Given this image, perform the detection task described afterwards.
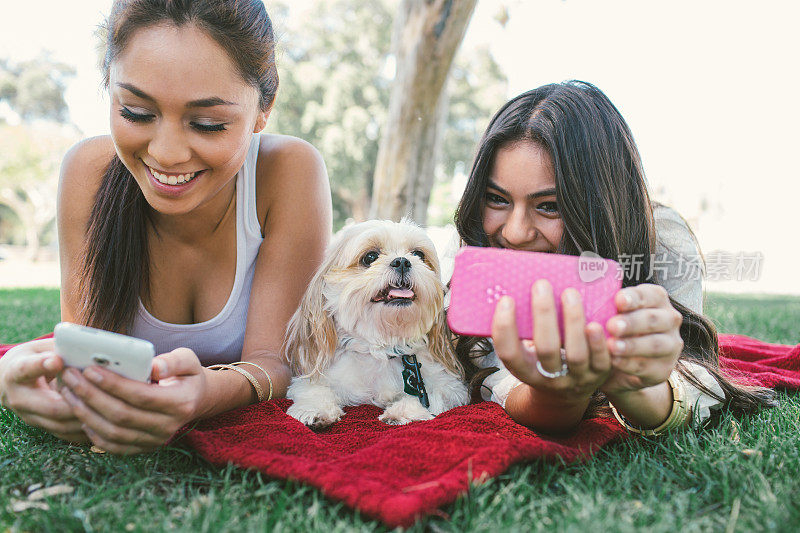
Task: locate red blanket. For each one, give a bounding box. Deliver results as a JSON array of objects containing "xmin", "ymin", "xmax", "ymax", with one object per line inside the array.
[{"xmin": 2, "ymin": 333, "xmax": 799, "ymax": 527}]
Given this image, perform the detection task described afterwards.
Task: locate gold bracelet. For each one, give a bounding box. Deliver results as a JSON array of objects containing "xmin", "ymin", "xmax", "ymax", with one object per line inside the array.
[
  {"xmin": 207, "ymin": 364, "xmax": 265, "ymax": 402},
  {"xmin": 609, "ymin": 372, "xmax": 690, "ymax": 436},
  {"xmin": 230, "ymin": 361, "xmax": 273, "ymax": 401}
]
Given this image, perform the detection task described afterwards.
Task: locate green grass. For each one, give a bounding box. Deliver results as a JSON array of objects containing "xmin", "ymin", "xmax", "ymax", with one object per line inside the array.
[
  {"xmin": 2, "ymin": 289, "xmax": 799, "ymax": 532},
  {"xmin": 0, "ymin": 287, "xmax": 60, "ymax": 344}
]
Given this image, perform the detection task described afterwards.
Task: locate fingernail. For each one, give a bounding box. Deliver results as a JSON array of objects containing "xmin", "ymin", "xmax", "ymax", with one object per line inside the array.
[
  {"xmin": 614, "ymin": 320, "xmax": 626, "ymax": 335},
  {"xmin": 498, "ymin": 296, "xmax": 513, "ymax": 310},
  {"xmin": 84, "ymin": 367, "xmax": 102, "ymax": 384},
  {"xmin": 43, "ymin": 357, "xmax": 58, "ymax": 372},
  {"xmin": 563, "ymin": 289, "xmax": 579, "ymax": 304},
  {"xmin": 62, "ymin": 369, "xmax": 78, "ymax": 387},
  {"xmin": 615, "ymin": 340, "xmax": 626, "ymax": 353},
  {"xmin": 522, "ymin": 339, "xmax": 535, "ymax": 350},
  {"xmin": 622, "ymin": 293, "xmax": 632, "ymax": 307},
  {"xmin": 535, "ymin": 280, "xmax": 550, "ymax": 296}
]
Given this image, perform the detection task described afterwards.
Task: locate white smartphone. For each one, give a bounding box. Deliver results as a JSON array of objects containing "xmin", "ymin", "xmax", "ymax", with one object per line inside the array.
[{"xmin": 54, "ymin": 322, "xmax": 155, "ymax": 382}]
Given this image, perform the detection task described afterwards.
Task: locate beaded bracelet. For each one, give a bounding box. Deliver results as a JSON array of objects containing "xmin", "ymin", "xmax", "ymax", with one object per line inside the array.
[{"xmin": 609, "ymin": 372, "xmax": 690, "ymax": 436}]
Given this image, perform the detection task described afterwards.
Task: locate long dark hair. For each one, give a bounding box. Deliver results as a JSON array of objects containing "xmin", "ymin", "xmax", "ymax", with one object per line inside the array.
[
  {"xmin": 453, "ymin": 81, "xmax": 775, "ymax": 415},
  {"xmin": 79, "ymin": 0, "xmax": 279, "ymax": 332}
]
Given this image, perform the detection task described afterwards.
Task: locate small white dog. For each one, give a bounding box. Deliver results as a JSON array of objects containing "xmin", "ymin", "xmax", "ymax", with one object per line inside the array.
[{"xmin": 284, "ymin": 219, "xmax": 468, "ymax": 427}]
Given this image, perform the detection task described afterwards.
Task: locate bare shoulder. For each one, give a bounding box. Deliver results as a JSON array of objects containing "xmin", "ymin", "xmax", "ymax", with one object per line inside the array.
[
  {"xmin": 256, "ymin": 133, "xmax": 327, "ymax": 192},
  {"xmin": 58, "ymin": 135, "xmax": 117, "ymax": 212},
  {"xmin": 58, "ymin": 136, "xmax": 117, "ymax": 247},
  {"xmin": 255, "ymin": 133, "xmax": 331, "ymax": 230}
]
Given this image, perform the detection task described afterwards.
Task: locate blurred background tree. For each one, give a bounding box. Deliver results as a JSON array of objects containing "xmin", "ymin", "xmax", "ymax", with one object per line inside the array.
[
  {"xmin": 267, "ymin": 0, "xmax": 395, "ymax": 226},
  {"xmin": 369, "ymin": 0, "xmax": 477, "ymax": 224},
  {"xmin": 0, "ymin": 125, "xmax": 74, "ymax": 260},
  {"xmin": 0, "ymin": 54, "xmax": 78, "ymax": 260},
  {"xmin": 0, "ymin": 54, "xmax": 74, "ymax": 123},
  {"xmin": 267, "ymin": 0, "xmax": 506, "ymax": 229}
]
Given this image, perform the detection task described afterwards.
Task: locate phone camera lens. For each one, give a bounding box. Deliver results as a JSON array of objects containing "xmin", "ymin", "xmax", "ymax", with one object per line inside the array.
[{"xmin": 92, "ymin": 357, "xmax": 110, "ymax": 367}]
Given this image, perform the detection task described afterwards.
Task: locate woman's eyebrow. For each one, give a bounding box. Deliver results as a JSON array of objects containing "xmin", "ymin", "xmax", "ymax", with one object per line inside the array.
[
  {"xmin": 186, "ymin": 96, "xmax": 238, "ymax": 108},
  {"xmin": 487, "ymin": 179, "xmax": 556, "ymax": 200},
  {"xmin": 116, "ymin": 82, "xmax": 237, "ymax": 107}
]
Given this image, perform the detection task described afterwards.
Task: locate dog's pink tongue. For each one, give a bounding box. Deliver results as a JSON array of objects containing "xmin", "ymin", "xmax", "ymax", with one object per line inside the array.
[{"xmin": 388, "ymin": 288, "xmax": 414, "ymax": 299}]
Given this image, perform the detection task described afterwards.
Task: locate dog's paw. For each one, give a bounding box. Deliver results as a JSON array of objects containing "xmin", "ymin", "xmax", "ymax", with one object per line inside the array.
[
  {"xmin": 287, "ymin": 402, "xmax": 344, "ymax": 429},
  {"xmin": 379, "ymin": 398, "xmax": 434, "ymax": 425}
]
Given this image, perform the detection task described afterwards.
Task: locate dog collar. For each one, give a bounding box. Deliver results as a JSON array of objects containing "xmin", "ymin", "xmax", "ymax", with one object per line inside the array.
[{"xmin": 340, "ymin": 337, "xmax": 428, "ymax": 360}]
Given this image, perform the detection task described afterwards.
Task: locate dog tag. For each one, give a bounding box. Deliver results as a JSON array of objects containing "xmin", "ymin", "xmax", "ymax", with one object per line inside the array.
[{"xmin": 401, "ymin": 353, "xmax": 430, "ymax": 408}]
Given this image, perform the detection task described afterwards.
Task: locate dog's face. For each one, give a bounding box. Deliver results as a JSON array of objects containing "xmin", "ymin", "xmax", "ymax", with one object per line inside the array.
[
  {"xmin": 285, "ymin": 219, "xmax": 461, "ymax": 378},
  {"xmin": 322, "ymin": 220, "xmax": 443, "ymax": 344}
]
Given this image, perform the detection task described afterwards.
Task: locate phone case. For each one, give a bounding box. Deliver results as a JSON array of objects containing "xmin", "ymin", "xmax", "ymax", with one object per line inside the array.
[
  {"xmin": 54, "ymin": 322, "xmax": 155, "ymax": 382},
  {"xmin": 447, "ymin": 246, "xmax": 622, "ymax": 340}
]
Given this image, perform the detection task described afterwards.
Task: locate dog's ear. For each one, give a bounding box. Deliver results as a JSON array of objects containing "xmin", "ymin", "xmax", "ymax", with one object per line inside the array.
[
  {"xmin": 283, "ymin": 264, "xmax": 338, "ymax": 378},
  {"xmin": 282, "ymin": 232, "xmax": 353, "ymax": 378},
  {"xmin": 427, "ymin": 308, "xmax": 464, "ymax": 379}
]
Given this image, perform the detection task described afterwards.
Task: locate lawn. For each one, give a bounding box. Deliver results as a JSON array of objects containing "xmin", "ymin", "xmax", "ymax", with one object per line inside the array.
[{"xmin": 1, "ymin": 288, "xmax": 799, "ymax": 532}]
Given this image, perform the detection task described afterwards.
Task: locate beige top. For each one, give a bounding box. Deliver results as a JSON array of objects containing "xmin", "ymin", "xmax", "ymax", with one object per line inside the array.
[
  {"xmin": 652, "ymin": 203, "xmax": 704, "ymax": 314},
  {"xmin": 474, "ymin": 204, "xmax": 724, "ymax": 424}
]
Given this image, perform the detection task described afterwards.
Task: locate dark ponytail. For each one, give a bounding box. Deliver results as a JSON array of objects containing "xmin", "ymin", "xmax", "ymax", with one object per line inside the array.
[
  {"xmin": 671, "ymin": 298, "xmax": 777, "ymax": 414},
  {"xmin": 79, "ymin": 156, "xmax": 152, "ymax": 332}
]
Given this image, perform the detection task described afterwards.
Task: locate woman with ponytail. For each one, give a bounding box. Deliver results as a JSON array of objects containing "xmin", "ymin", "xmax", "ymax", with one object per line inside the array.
[
  {"xmin": 453, "ymin": 81, "xmax": 774, "ymax": 434},
  {"xmin": 0, "ymin": 0, "xmax": 331, "ymax": 453}
]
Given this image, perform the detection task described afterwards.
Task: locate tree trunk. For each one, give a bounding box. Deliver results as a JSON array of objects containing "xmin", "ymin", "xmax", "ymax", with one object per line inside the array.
[
  {"xmin": 370, "ymin": 0, "xmax": 477, "ymax": 224},
  {"xmin": 24, "ymin": 223, "xmax": 40, "ymax": 261}
]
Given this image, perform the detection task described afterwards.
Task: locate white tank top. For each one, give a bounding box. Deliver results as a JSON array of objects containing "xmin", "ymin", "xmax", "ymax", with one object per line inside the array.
[{"xmin": 129, "ymin": 134, "xmax": 263, "ymax": 364}]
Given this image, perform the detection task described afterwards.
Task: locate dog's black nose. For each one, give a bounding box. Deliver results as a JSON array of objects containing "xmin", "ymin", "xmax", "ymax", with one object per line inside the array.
[{"xmin": 390, "ymin": 257, "xmax": 412, "ymax": 274}]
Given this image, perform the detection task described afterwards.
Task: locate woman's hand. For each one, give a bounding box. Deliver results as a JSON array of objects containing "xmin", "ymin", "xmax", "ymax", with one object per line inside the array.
[
  {"xmin": 58, "ymin": 347, "xmax": 206, "ymax": 454},
  {"xmin": 0, "ymin": 339, "xmax": 88, "ymax": 443},
  {"xmin": 601, "ymin": 284, "xmax": 684, "ymax": 395},
  {"xmin": 491, "ymin": 280, "xmax": 612, "ymax": 429}
]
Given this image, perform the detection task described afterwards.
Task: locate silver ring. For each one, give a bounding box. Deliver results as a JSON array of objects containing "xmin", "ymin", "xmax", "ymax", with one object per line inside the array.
[{"xmin": 535, "ymin": 349, "xmax": 569, "ymax": 378}]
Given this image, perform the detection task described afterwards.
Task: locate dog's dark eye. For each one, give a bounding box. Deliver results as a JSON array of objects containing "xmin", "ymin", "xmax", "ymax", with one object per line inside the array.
[
  {"xmin": 411, "ymin": 250, "xmax": 425, "ymax": 261},
  {"xmin": 361, "ymin": 251, "xmax": 380, "ymax": 267}
]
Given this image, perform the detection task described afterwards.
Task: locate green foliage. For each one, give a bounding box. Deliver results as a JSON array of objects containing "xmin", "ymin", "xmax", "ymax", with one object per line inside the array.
[
  {"xmin": 1, "ymin": 289, "xmax": 799, "ymax": 530},
  {"xmin": 0, "ymin": 54, "xmax": 78, "ymax": 253},
  {"xmin": 427, "ymin": 46, "xmax": 508, "ymax": 227},
  {"xmin": 0, "ymin": 124, "xmax": 78, "ymax": 253},
  {"xmin": 0, "ymin": 125, "xmax": 62, "ymax": 187},
  {"xmin": 267, "ymin": 0, "xmax": 506, "ymax": 229},
  {"xmin": 0, "ymin": 55, "xmax": 75, "ymax": 123},
  {"xmin": 0, "ymin": 204, "xmax": 22, "ymax": 245},
  {"xmin": 267, "ymin": 0, "xmax": 394, "ymax": 227},
  {"xmin": 439, "ymin": 46, "xmax": 507, "ymax": 182}
]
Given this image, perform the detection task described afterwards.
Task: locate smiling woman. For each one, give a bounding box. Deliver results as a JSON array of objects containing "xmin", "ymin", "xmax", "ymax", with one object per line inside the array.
[
  {"xmin": 452, "ymin": 81, "xmax": 776, "ymax": 435},
  {"xmin": 0, "ymin": 0, "xmax": 332, "ymax": 454},
  {"xmin": 107, "ymin": 22, "xmax": 264, "ymax": 218},
  {"xmin": 481, "ymin": 141, "xmax": 562, "ymax": 253}
]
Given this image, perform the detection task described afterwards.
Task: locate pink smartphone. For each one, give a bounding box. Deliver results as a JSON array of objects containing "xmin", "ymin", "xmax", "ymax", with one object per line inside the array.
[{"xmin": 447, "ymin": 246, "xmax": 623, "ymax": 340}]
